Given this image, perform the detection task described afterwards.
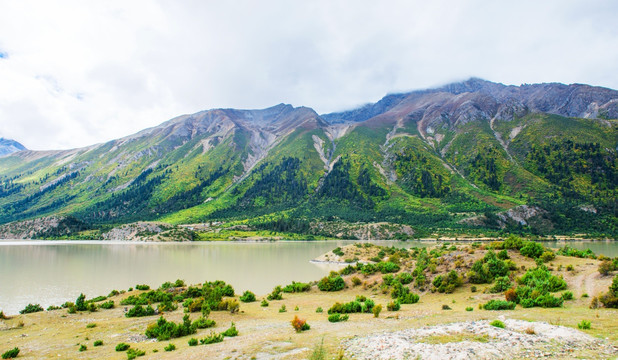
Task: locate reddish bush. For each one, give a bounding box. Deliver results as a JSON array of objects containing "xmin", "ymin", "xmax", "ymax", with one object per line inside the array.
[{"xmin": 505, "ymin": 288, "xmax": 517, "ymax": 302}]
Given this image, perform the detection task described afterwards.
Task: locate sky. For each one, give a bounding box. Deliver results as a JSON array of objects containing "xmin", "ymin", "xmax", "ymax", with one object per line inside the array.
[{"xmin": 1, "ymin": 0, "xmax": 617, "ymax": 150}]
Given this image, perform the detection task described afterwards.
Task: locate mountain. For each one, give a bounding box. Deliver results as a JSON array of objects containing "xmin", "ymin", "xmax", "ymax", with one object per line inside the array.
[
  {"xmin": 0, "ymin": 79, "xmax": 616, "ymax": 238},
  {"xmin": 0, "ymin": 137, "xmax": 26, "ymax": 157}
]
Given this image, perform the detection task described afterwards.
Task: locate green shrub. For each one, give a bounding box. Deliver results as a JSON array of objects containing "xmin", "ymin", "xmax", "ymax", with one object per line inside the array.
[
  {"xmin": 497, "ymin": 250, "xmax": 509, "ymax": 260},
  {"xmin": 75, "ymin": 293, "xmax": 87, "ymax": 311},
  {"xmin": 86, "ymin": 323, "xmax": 96, "ymax": 328},
  {"xmin": 340, "ymin": 265, "xmax": 356, "ymax": 275},
  {"xmin": 20, "ymin": 303, "xmax": 44, "ymax": 314},
  {"xmin": 467, "ymin": 251, "xmax": 509, "ymax": 284},
  {"xmin": 316, "ymin": 307, "xmax": 323, "ymax": 313},
  {"xmin": 127, "ymin": 348, "xmax": 146, "ymax": 359},
  {"xmin": 557, "ymin": 246, "xmax": 596, "ymax": 259},
  {"xmin": 79, "ymin": 344, "xmax": 87, "ymax": 352},
  {"xmin": 490, "ymin": 320, "xmax": 505, "ymax": 328},
  {"xmin": 540, "ymin": 251, "xmax": 556, "ymax": 263},
  {"xmin": 100, "ymin": 300, "xmax": 115, "ymax": 309},
  {"xmin": 396, "ymin": 273, "xmax": 414, "ymax": 285},
  {"xmin": 135, "ymin": 284, "xmax": 150, "ymax": 291},
  {"xmin": 577, "ymin": 320, "xmax": 591, "ymax": 329},
  {"xmin": 282, "ymin": 281, "xmax": 311, "ymax": 293},
  {"xmin": 377, "ymin": 261, "xmax": 400, "ymax": 273},
  {"xmin": 561, "ymin": 291, "xmax": 574, "ymax": 300},
  {"xmin": 471, "ymin": 286, "xmax": 477, "ymax": 293},
  {"xmin": 465, "ymin": 307, "xmax": 473, "ymax": 312},
  {"xmin": 188, "ymin": 338, "xmax": 198, "ymax": 346},
  {"xmin": 279, "ymin": 305, "xmax": 287, "ymax": 313},
  {"xmin": 125, "ymin": 305, "xmax": 155, "ymax": 318},
  {"xmin": 327, "ymin": 298, "xmax": 375, "ymax": 314},
  {"xmin": 598, "ymin": 260, "xmax": 616, "ymax": 276},
  {"xmin": 317, "ymin": 275, "xmax": 345, "ymax": 292},
  {"xmin": 145, "ymin": 315, "xmax": 197, "ymax": 341},
  {"xmin": 157, "ymin": 300, "xmax": 177, "ymax": 313},
  {"xmin": 373, "ymin": 304, "xmax": 382, "ymax": 318},
  {"xmin": 351, "ymin": 277, "xmax": 362, "ymax": 286},
  {"xmin": 520, "ymin": 242, "xmax": 545, "ymax": 259},
  {"xmin": 222, "ymin": 322, "xmax": 238, "ymax": 337},
  {"xmin": 382, "ymin": 274, "xmax": 394, "ymax": 286},
  {"xmin": 1, "ymin": 348, "xmax": 19, "ymax": 359},
  {"xmin": 193, "ymin": 316, "xmax": 216, "ymax": 329},
  {"xmin": 599, "ymin": 274, "xmax": 618, "ymax": 308},
  {"xmin": 482, "ymin": 300, "xmax": 516, "ymax": 310},
  {"xmin": 332, "ymin": 247, "xmax": 344, "ymax": 256},
  {"xmin": 89, "ymin": 295, "xmax": 107, "ymax": 303},
  {"xmin": 328, "ymin": 313, "xmax": 349, "ymax": 322},
  {"xmin": 387, "ymin": 300, "xmax": 400, "ymax": 311},
  {"xmin": 108, "ymin": 290, "xmax": 119, "ymax": 297},
  {"xmin": 200, "ymin": 331, "xmax": 223, "ymax": 345},
  {"xmin": 442, "ymin": 304, "xmax": 451, "ymax": 310},
  {"xmin": 490, "ymin": 276, "xmax": 512, "ymax": 293},
  {"xmin": 391, "ymin": 281, "xmax": 420, "ymax": 304},
  {"xmin": 504, "ymin": 235, "xmax": 524, "ymax": 250},
  {"xmin": 432, "ymin": 271, "xmax": 463, "ymax": 293},
  {"xmin": 164, "ymin": 343, "xmax": 176, "ymax": 352},
  {"xmin": 260, "ymin": 299, "xmax": 269, "ymax": 307},
  {"xmin": 93, "ymin": 340, "xmax": 103, "ymax": 347},
  {"xmin": 267, "ymin": 286, "xmax": 283, "ymax": 300},
  {"xmin": 240, "ymin": 290, "xmax": 256, "ymax": 302},
  {"xmin": 115, "ymin": 343, "xmax": 131, "ymax": 352}
]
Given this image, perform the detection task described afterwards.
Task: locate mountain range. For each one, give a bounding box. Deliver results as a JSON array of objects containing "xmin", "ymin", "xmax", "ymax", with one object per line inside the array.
[
  {"xmin": 0, "ymin": 78, "xmax": 616, "ymax": 239},
  {"xmin": 0, "ymin": 137, "xmax": 26, "ymax": 157}
]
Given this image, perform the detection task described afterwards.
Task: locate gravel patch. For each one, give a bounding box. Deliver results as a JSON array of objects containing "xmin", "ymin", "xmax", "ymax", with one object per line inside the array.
[{"xmin": 343, "ymin": 319, "xmax": 618, "ymax": 359}]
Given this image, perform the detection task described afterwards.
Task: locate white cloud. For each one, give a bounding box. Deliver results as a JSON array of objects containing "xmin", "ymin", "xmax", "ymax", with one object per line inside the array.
[{"xmin": 0, "ymin": 0, "xmax": 617, "ymax": 150}]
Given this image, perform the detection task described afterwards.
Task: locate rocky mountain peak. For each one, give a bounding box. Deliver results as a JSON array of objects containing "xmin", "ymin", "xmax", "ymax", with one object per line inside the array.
[{"xmin": 0, "ymin": 137, "xmax": 27, "ymax": 157}]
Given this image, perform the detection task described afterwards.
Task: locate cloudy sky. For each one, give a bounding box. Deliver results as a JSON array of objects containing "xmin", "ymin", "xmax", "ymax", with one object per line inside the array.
[{"xmin": 1, "ymin": 0, "xmax": 617, "ymax": 150}]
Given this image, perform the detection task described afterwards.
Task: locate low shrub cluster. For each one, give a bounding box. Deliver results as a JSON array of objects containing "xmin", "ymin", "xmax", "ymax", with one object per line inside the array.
[
  {"xmin": 599, "ymin": 274, "xmax": 618, "ymax": 308},
  {"xmin": 317, "ymin": 274, "xmax": 345, "ymax": 292},
  {"xmin": 391, "ymin": 281, "xmax": 420, "ymax": 304},
  {"xmin": 125, "ymin": 305, "xmax": 155, "ymax": 318},
  {"xmin": 127, "ymin": 348, "xmax": 146, "ymax": 359},
  {"xmin": 200, "ymin": 332, "xmax": 223, "ymax": 344},
  {"xmin": 328, "ymin": 296, "xmax": 375, "ymax": 314},
  {"xmin": 239, "ymin": 291, "xmax": 256, "ymax": 303},
  {"xmin": 432, "ymin": 270, "xmax": 463, "ymax": 293},
  {"xmin": 135, "ymin": 284, "xmax": 150, "ymax": 291},
  {"xmin": 145, "ymin": 315, "xmax": 197, "ymax": 341},
  {"xmin": 557, "ymin": 245, "xmax": 596, "ymax": 259},
  {"xmin": 282, "ymin": 281, "xmax": 311, "ymax": 293},
  {"xmin": 19, "ymin": 303, "xmax": 44, "ymax": 314},
  {"xmin": 489, "ymin": 276, "xmax": 512, "ymax": 293},
  {"xmin": 513, "ymin": 265, "xmax": 566, "ymax": 308},
  {"xmin": 482, "ymin": 300, "xmax": 516, "ymax": 310},
  {"xmin": 267, "ymin": 286, "xmax": 283, "ymax": 300},
  {"xmin": 467, "ymin": 250, "xmax": 509, "ymax": 284},
  {"xmin": 328, "ymin": 313, "xmax": 349, "ymax": 322}
]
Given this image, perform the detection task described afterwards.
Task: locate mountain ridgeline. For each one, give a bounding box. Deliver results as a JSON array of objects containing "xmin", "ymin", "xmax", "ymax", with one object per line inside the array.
[{"xmin": 0, "ymin": 79, "xmax": 616, "ymax": 238}]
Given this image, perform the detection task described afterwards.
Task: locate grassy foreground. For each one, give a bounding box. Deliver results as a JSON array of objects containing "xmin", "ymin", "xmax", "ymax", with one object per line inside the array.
[{"xmin": 1, "ymin": 240, "xmax": 617, "ymax": 359}]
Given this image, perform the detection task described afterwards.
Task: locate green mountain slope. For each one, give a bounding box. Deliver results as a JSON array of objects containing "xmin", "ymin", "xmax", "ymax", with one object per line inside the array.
[{"xmin": 0, "ymin": 79, "xmax": 616, "ymax": 238}]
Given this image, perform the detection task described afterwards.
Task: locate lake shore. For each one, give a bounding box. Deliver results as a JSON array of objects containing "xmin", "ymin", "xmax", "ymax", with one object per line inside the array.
[{"xmin": 1, "ymin": 241, "xmax": 617, "ymax": 359}]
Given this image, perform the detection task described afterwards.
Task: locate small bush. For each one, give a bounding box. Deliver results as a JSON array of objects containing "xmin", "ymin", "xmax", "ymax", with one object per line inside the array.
[
  {"xmin": 328, "ymin": 313, "xmax": 349, "ymax": 322},
  {"xmin": 373, "ymin": 304, "xmax": 382, "ymax": 318},
  {"xmin": 193, "ymin": 316, "xmax": 216, "ymax": 329},
  {"xmin": 127, "ymin": 348, "xmax": 146, "ymax": 359},
  {"xmin": 20, "ymin": 303, "xmax": 44, "ymax": 314},
  {"xmin": 164, "ymin": 343, "xmax": 176, "ymax": 352},
  {"xmin": 432, "ymin": 271, "xmax": 463, "ymax": 293},
  {"xmin": 520, "ymin": 242, "xmax": 545, "ymax": 259},
  {"xmin": 351, "ymin": 277, "xmax": 362, "ymax": 286},
  {"xmin": 482, "ymin": 300, "xmax": 516, "ymax": 310},
  {"xmin": 100, "ymin": 300, "xmax": 115, "ymax": 309},
  {"xmin": 1, "ymin": 348, "xmax": 19, "ymax": 359},
  {"xmin": 240, "ymin": 290, "xmax": 256, "ymax": 303},
  {"xmin": 279, "ymin": 305, "xmax": 287, "ymax": 313},
  {"xmin": 598, "ymin": 260, "xmax": 615, "ymax": 276},
  {"xmin": 79, "ymin": 344, "xmax": 87, "ymax": 352},
  {"xmin": 566, "ymin": 264, "xmax": 574, "ymax": 271},
  {"xmin": 261, "ymin": 299, "xmax": 269, "ymax": 307},
  {"xmin": 93, "ymin": 340, "xmax": 103, "ymax": 347},
  {"xmin": 188, "ymin": 338, "xmax": 198, "ymax": 346},
  {"xmin": 135, "ymin": 284, "xmax": 150, "ymax": 291},
  {"xmin": 497, "ymin": 250, "xmax": 509, "ymax": 260},
  {"xmin": 540, "ymin": 251, "xmax": 556, "ymax": 263},
  {"xmin": 465, "ymin": 307, "xmax": 473, "ymax": 312},
  {"xmin": 282, "ymin": 281, "xmax": 311, "ymax": 293},
  {"xmin": 505, "ymin": 288, "xmax": 517, "ymax": 302},
  {"xmin": 316, "ymin": 307, "xmax": 323, "ymax": 313},
  {"xmin": 490, "ymin": 320, "xmax": 505, "ymax": 328},
  {"xmin": 0, "ymin": 311, "xmax": 6, "ymax": 320},
  {"xmin": 267, "ymin": 286, "xmax": 283, "ymax": 301},
  {"xmin": 115, "ymin": 343, "xmax": 130, "ymax": 352},
  {"xmin": 332, "ymin": 247, "xmax": 344, "ymax": 256},
  {"xmin": 200, "ymin": 331, "xmax": 223, "ymax": 345},
  {"xmin": 317, "ymin": 275, "xmax": 345, "ymax": 292},
  {"xmin": 125, "ymin": 305, "xmax": 155, "ymax": 318},
  {"xmin": 577, "ymin": 320, "xmax": 591, "ymax": 330},
  {"xmin": 561, "ymin": 291, "xmax": 574, "ymax": 300},
  {"xmin": 471, "ymin": 286, "xmax": 477, "ymax": 293},
  {"xmin": 490, "ymin": 276, "xmax": 512, "ymax": 293},
  {"xmin": 145, "ymin": 315, "xmax": 197, "ymax": 341},
  {"xmin": 291, "ymin": 315, "xmax": 310, "ymax": 332},
  {"xmin": 222, "ymin": 322, "xmax": 238, "ymax": 337},
  {"xmin": 387, "ymin": 300, "xmax": 400, "ymax": 311},
  {"xmin": 86, "ymin": 323, "xmax": 96, "ymax": 328},
  {"xmin": 525, "ymin": 327, "xmax": 535, "ymax": 335},
  {"xmin": 582, "ymin": 293, "xmax": 589, "ymax": 298}
]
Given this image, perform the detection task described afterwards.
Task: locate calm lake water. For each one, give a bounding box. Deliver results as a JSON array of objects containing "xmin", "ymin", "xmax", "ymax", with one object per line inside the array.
[{"xmin": 0, "ymin": 239, "xmax": 616, "ymax": 315}]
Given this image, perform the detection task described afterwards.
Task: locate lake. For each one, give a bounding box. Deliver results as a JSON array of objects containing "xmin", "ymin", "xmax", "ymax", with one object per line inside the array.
[{"xmin": 0, "ymin": 239, "xmax": 616, "ymax": 315}]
